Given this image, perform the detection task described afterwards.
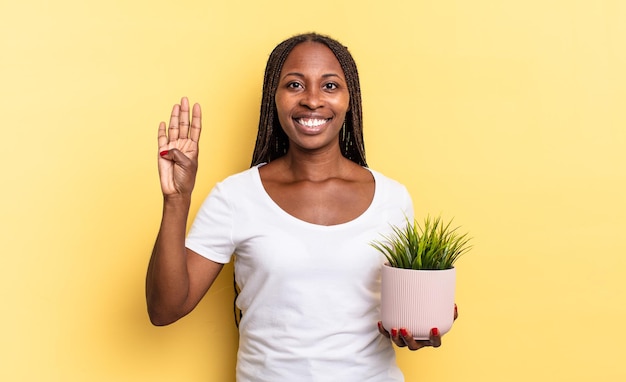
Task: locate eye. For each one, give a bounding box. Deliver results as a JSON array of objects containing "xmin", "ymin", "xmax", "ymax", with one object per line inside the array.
[
  {"xmin": 324, "ymin": 82, "xmax": 338, "ymax": 90},
  {"xmin": 287, "ymin": 82, "xmax": 303, "ymax": 89}
]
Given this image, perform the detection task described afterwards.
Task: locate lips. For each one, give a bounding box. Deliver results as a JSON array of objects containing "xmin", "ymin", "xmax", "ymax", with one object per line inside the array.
[{"xmin": 296, "ymin": 118, "xmax": 330, "ymax": 127}]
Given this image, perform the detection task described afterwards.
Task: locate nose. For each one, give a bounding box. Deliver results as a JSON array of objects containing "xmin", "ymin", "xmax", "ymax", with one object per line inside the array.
[{"xmin": 299, "ymin": 87, "xmax": 323, "ymax": 109}]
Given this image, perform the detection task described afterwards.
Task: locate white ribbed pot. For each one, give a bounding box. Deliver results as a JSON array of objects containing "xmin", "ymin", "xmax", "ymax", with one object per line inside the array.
[{"xmin": 381, "ymin": 264, "xmax": 456, "ymax": 340}]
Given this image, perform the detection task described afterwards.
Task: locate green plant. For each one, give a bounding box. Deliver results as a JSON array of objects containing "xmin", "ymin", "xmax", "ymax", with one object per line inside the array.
[{"xmin": 371, "ymin": 215, "xmax": 472, "ymax": 270}]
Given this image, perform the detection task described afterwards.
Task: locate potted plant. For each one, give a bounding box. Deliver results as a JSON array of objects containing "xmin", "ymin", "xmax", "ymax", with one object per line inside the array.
[{"xmin": 371, "ymin": 215, "xmax": 472, "ymax": 340}]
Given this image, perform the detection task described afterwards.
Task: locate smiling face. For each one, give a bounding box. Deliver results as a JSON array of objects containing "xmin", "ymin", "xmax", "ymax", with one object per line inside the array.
[{"xmin": 274, "ymin": 41, "xmax": 350, "ymax": 155}]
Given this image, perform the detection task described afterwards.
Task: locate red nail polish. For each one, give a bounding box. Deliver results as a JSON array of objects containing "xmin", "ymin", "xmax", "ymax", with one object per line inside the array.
[
  {"xmin": 160, "ymin": 150, "xmax": 169, "ymax": 156},
  {"xmin": 431, "ymin": 328, "xmax": 439, "ymax": 336},
  {"xmin": 391, "ymin": 328, "xmax": 398, "ymax": 337},
  {"xmin": 400, "ymin": 328, "xmax": 408, "ymax": 337}
]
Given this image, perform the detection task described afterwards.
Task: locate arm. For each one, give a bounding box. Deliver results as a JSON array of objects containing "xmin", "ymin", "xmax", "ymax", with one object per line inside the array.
[{"xmin": 145, "ymin": 97, "xmax": 224, "ymax": 326}]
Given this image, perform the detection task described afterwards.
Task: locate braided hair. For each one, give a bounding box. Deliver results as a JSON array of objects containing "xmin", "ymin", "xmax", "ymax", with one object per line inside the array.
[
  {"xmin": 235, "ymin": 34, "xmax": 368, "ymax": 327},
  {"xmin": 250, "ymin": 33, "xmax": 367, "ymax": 167}
]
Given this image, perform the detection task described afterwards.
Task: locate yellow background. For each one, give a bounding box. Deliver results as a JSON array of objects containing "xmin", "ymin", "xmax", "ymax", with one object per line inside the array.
[{"xmin": 1, "ymin": 0, "xmax": 625, "ymax": 381}]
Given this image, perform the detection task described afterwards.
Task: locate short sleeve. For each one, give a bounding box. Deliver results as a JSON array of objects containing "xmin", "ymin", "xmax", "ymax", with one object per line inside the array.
[{"xmin": 185, "ymin": 183, "xmax": 236, "ymax": 264}]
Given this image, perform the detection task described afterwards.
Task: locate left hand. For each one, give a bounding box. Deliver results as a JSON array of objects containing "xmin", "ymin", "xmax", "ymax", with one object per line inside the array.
[{"xmin": 378, "ymin": 303, "xmax": 459, "ymax": 351}]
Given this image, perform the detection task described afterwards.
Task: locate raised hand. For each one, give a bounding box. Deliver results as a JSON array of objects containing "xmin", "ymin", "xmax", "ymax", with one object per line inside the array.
[{"xmin": 157, "ymin": 97, "xmax": 202, "ymax": 198}]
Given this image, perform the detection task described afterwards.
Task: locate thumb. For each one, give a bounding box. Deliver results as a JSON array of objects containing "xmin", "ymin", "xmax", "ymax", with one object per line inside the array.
[{"xmin": 159, "ymin": 148, "xmax": 196, "ymax": 169}]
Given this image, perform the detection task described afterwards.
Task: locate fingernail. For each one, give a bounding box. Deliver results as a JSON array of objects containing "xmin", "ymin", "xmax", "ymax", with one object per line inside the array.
[
  {"xmin": 160, "ymin": 150, "xmax": 169, "ymax": 156},
  {"xmin": 377, "ymin": 322, "xmax": 382, "ymax": 330},
  {"xmin": 391, "ymin": 328, "xmax": 398, "ymax": 337},
  {"xmin": 400, "ymin": 328, "xmax": 408, "ymax": 337},
  {"xmin": 431, "ymin": 328, "xmax": 439, "ymax": 336}
]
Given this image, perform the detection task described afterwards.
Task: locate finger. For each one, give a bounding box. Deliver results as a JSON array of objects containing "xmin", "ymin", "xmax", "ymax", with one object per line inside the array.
[
  {"xmin": 158, "ymin": 121, "xmax": 168, "ymax": 151},
  {"xmin": 179, "ymin": 97, "xmax": 190, "ymax": 139},
  {"xmin": 454, "ymin": 304, "xmax": 459, "ymax": 321},
  {"xmin": 377, "ymin": 321, "xmax": 391, "ymax": 339},
  {"xmin": 399, "ymin": 328, "xmax": 428, "ymax": 351},
  {"xmin": 190, "ymin": 102, "xmax": 202, "ymax": 143},
  {"xmin": 168, "ymin": 103, "xmax": 181, "ymax": 142},
  {"xmin": 430, "ymin": 327, "xmax": 442, "ymax": 348},
  {"xmin": 389, "ymin": 328, "xmax": 407, "ymax": 348},
  {"xmin": 158, "ymin": 148, "xmax": 192, "ymax": 167}
]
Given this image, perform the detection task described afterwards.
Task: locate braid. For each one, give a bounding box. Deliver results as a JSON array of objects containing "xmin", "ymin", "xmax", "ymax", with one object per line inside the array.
[{"xmin": 250, "ymin": 33, "xmax": 367, "ymax": 167}]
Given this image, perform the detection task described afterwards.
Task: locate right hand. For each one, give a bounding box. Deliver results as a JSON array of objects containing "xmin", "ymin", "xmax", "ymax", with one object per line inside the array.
[{"xmin": 157, "ymin": 97, "xmax": 202, "ymax": 198}]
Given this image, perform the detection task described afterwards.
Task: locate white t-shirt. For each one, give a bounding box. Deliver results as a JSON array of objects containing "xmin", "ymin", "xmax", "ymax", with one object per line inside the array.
[{"xmin": 186, "ymin": 165, "xmax": 414, "ymax": 382}]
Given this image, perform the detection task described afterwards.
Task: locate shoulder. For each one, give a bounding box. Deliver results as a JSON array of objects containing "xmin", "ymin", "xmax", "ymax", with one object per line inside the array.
[
  {"xmin": 216, "ymin": 165, "xmax": 261, "ymax": 188},
  {"xmin": 368, "ymin": 168, "xmax": 408, "ymax": 192},
  {"xmin": 368, "ymin": 168, "xmax": 414, "ymax": 221},
  {"xmin": 202, "ymin": 166, "xmax": 262, "ymax": 204}
]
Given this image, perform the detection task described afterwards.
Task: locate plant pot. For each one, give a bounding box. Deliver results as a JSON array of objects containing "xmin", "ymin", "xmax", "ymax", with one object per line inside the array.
[{"xmin": 381, "ymin": 264, "xmax": 456, "ymax": 340}]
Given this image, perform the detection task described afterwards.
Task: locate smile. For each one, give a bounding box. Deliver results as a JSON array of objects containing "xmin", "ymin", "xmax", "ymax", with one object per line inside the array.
[{"xmin": 296, "ymin": 118, "xmax": 330, "ymax": 127}]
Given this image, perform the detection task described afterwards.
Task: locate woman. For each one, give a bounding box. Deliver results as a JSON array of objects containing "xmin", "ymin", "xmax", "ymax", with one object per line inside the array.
[{"xmin": 146, "ymin": 33, "xmax": 454, "ymax": 381}]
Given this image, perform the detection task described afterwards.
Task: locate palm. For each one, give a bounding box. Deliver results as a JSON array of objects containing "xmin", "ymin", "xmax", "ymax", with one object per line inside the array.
[{"xmin": 157, "ymin": 98, "xmax": 202, "ymax": 197}]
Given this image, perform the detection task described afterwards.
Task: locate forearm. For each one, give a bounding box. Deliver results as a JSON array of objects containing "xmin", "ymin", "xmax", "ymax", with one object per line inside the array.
[{"xmin": 146, "ymin": 196, "xmax": 192, "ymax": 325}]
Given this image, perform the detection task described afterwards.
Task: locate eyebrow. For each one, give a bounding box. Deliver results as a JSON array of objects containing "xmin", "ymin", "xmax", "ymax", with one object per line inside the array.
[{"xmin": 281, "ymin": 72, "xmax": 344, "ymax": 81}]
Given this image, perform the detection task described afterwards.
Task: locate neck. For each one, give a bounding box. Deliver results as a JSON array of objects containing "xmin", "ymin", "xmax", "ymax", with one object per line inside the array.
[{"xmin": 278, "ymin": 148, "xmax": 355, "ymax": 182}]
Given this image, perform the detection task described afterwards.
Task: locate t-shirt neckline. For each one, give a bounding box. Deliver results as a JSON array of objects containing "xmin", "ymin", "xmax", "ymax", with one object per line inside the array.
[{"xmin": 251, "ymin": 163, "xmax": 379, "ymax": 229}]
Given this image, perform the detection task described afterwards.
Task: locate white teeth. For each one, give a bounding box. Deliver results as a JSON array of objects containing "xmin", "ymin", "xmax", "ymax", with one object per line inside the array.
[{"xmin": 298, "ymin": 118, "xmax": 328, "ymax": 127}]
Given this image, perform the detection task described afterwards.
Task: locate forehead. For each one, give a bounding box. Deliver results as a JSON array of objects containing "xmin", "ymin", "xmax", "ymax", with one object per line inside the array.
[{"xmin": 280, "ymin": 41, "xmax": 345, "ymax": 77}]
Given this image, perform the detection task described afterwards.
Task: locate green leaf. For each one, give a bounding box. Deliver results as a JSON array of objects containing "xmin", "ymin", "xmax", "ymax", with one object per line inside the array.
[{"xmin": 370, "ymin": 215, "xmax": 472, "ymax": 270}]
